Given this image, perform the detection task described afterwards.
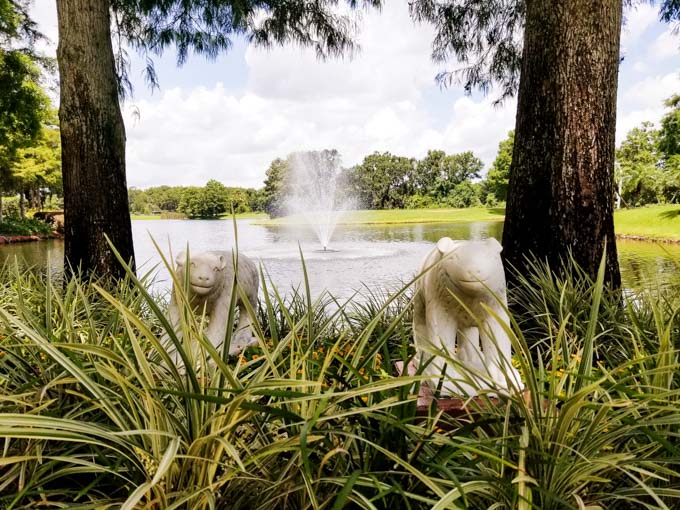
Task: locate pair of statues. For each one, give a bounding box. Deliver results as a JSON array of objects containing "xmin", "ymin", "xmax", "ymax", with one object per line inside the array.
[{"xmin": 169, "ymin": 237, "xmax": 521, "ymax": 395}]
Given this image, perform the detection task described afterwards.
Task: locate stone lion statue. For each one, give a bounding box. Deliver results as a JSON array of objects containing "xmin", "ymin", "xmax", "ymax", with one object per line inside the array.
[
  {"xmin": 413, "ymin": 237, "xmax": 522, "ymax": 395},
  {"xmin": 167, "ymin": 250, "xmax": 259, "ymax": 359}
]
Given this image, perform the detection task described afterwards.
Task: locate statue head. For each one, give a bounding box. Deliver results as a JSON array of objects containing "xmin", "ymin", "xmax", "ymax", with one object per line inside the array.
[
  {"xmin": 436, "ymin": 237, "xmax": 505, "ymax": 294},
  {"xmin": 175, "ymin": 251, "xmax": 227, "ymax": 297}
]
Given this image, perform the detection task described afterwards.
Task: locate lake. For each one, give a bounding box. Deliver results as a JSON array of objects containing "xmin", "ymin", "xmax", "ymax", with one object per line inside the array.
[{"xmin": 1, "ymin": 219, "xmax": 678, "ymax": 298}]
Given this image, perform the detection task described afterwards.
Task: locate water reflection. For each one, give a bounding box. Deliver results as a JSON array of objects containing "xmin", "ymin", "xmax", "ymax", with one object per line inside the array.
[{"xmin": 0, "ymin": 219, "xmax": 677, "ymax": 298}]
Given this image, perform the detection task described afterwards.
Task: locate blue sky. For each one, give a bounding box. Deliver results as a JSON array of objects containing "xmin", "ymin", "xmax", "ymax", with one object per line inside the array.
[{"xmin": 33, "ymin": 2, "xmax": 679, "ymax": 189}]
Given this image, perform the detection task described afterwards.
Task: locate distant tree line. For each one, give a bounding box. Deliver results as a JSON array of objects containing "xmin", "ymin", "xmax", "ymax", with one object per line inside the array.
[
  {"xmin": 260, "ymin": 145, "xmax": 513, "ymax": 218},
  {"xmin": 130, "ymin": 91, "xmax": 680, "ymax": 221},
  {"xmin": 615, "ymin": 95, "xmax": 680, "ymax": 207},
  {"xmin": 128, "ymin": 180, "xmax": 261, "ymax": 218},
  {"xmin": 127, "ymin": 97, "xmax": 679, "ymax": 221},
  {"xmin": 127, "ymin": 139, "xmax": 513, "ymax": 220}
]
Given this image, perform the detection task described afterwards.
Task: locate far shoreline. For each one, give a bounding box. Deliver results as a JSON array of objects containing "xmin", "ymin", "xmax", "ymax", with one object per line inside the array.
[{"xmin": 128, "ymin": 204, "xmax": 680, "ymax": 245}]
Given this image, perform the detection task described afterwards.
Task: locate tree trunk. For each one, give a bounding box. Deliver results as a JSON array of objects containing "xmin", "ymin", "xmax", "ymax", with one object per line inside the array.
[
  {"xmin": 19, "ymin": 192, "xmax": 25, "ymax": 219},
  {"xmin": 502, "ymin": 0, "xmax": 622, "ymax": 288},
  {"xmin": 56, "ymin": 0, "xmax": 135, "ymax": 279},
  {"xmin": 0, "ymin": 195, "xmax": 3, "ymax": 223}
]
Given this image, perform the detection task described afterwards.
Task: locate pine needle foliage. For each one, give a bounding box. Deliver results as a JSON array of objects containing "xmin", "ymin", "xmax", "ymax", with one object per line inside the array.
[{"xmin": 109, "ymin": 0, "xmax": 383, "ymax": 94}]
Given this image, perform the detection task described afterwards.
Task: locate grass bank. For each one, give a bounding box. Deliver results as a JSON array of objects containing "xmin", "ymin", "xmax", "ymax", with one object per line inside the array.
[
  {"xmin": 614, "ymin": 204, "xmax": 680, "ymax": 241},
  {"xmin": 256, "ymin": 207, "xmax": 506, "ymax": 226},
  {"xmin": 257, "ymin": 204, "xmax": 680, "ymax": 241}
]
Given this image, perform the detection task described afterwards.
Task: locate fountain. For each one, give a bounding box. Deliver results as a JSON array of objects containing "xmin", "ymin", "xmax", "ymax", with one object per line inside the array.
[{"xmin": 286, "ymin": 150, "xmax": 355, "ymax": 251}]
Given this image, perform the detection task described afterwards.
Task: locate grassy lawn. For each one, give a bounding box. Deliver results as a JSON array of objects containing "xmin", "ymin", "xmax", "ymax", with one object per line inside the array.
[
  {"xmin": 614, "ymin": 204, "xmax": 680, "ymax": 241},
  {"xmin": 218, "ymin": 211, "xmax": 268, "ymax": 220},
  {"xmin": 130, "ymin": 214, "xmax": 165, "ymax": 220},
  {"xmin": 257, "ymin": 204, "xmax": 680, "ymax": 241},
  {"xmin": 256, "ymin": 207, "xmax": 507, "ymax": 226}
]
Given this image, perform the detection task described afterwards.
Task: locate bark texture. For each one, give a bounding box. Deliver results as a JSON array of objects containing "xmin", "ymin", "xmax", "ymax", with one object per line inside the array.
[
  {"xmin": 502, "ymin": 0, "xmax": 622, "ymax": 288},
  {"xmin": 57, "ymin": 0, "xmax": 135, "ymax": 279}
]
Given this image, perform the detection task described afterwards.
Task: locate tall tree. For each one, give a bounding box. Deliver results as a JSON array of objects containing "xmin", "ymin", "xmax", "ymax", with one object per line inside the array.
[
  {"xmin": 14, "ymin": 115, "xmax": 63, "ymax": 208},
  {"xmin": 261, "ymin": 157, "xmax": 290, "ymax": 218},
  {"xmin": 505, "ymin": 0, "xmax": 622, "ymax": 286},
  {"xmin": 348, "ymin": 152, "xmax": 414, "ymax": 209},
  {"xmin": 659, "ymin": 95, "xmax": 680, "ymax": 188},
  {"xmin": 431, "ymin": 151, "xmax": 482, "ymax": 202},
  {"xmin": 659, "ymin": 94, "xmax": 680, "ymax": 161},
  {"xmin": 411, "ymin": 0, "xmax": 633, "ymax": 287},
  {"xmin": 414, "ymin": 150, "xmax": 482, "ymax": 202},
  {"xmin": 0, "ymin": 0, "xmax": 49, "ymax": 222},
  {"xmin": 616, "ymin": 122, "xmax": 665, "ymax": 206},
  {"xmin": 485, "ymin": 130, "xmax": 514, "ymax": 202},
  {"xmin": 57, "ymin": 0, "xmax": 133, "ymax": 279},
  {"xmin": 56, "ymin": 0, "xmax": 381, "ymax": 278}
]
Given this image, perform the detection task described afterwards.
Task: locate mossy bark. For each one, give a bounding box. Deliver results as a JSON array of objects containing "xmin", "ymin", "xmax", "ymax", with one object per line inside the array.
[
  {"xmin": 57, "ymin": 0, "xmax": 135, "ymax": 278},
  {"xmin": 503, "ymin": 0, "xmax": 622, "ymax": 288}
]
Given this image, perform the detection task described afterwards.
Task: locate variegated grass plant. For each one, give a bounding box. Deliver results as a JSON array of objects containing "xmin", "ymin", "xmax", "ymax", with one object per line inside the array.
[{"xmin": 0, "ymin": 248, "xmax": 678, "ymax": 509}]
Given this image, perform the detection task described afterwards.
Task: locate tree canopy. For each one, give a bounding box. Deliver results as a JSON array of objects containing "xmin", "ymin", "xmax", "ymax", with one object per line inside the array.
[
  {"xmin": 0, "ymin": 1, "xmax": 51, "ymax": 198},
  {"xmin": 485, "ymin": 130, "xmax": 513, "ymax": 202}
]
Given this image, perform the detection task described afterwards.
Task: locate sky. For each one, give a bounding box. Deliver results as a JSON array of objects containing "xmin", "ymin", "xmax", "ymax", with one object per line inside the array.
[{"xmin": 31, "ymin": 2, "xmax": 680, "ymax": 190}]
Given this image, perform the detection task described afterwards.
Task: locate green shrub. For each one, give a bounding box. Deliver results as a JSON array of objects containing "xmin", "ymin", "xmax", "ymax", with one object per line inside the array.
[
  {"xmin": 404, "ymin": 193, "xmax": 438, "ymax": 209},
  {"xmin": 0, "ymin": 217, "xmax": 53, "ymax": 235},
  {"xmin": 1, "ymin": 196, "xmax": 21, "ymax": 218},
  {"xmin": 0, "ymin": 250, "xmax": 678, "ymax": 508},
  {"xmin": 484, "ymin": 192, "xmax": 498, "ymax": 207},
  {"xmin": 447, "ymin": 181, "xmax": 482, "ymax": 208}
]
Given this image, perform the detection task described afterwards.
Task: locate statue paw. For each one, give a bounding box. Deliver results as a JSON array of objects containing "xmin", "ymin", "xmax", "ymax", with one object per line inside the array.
[{"xmin": 229, "ymin": 328, "xmax": 257, "ymax": 356}]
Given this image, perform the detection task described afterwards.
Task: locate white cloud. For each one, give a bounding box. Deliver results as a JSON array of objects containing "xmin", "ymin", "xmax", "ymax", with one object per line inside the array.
[
  {"xmin": 121, "ymin": 2, "xmax": 450, "ymax": 188},
  {"xmin": 440, "ymin": 97, "xmax": 516, "ymax": 170},
  {"xmin": 31, "ymin": 0, "xmax": 680, "ymax": 189},
  {"xmin": 648, "ymin": 27, "xmax": 680, "ymax": 62},
  {"xmin": 620, "ymin": 72, "xmax": 680, "ymax": 111},
  {"xmin": 617, "ymin": 72, "xmax": 680, "ymax": 142},
  {"xmin": 621, "ymin": 3, "xmax": 658, "ymax": 51}
]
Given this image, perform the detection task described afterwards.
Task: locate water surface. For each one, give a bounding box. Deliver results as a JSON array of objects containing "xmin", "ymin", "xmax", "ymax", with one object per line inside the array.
[{"xmin": 0, "ymin": 219, "xmax": 677, "ymax": 298}]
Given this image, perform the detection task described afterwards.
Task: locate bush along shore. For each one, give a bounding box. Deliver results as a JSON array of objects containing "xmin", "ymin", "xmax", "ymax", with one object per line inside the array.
[
  {"xmin": 0, "ymin": 250, "xmax": 679, "ymax": 508},
  {"xmin": 0, "ymin": 216, "xmax": 62, "ymax": 244}
]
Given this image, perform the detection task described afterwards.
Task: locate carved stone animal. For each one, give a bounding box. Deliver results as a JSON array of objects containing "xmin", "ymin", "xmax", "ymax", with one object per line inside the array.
[
  {"xmin": 413, "ymin": 237, "xmax": 522, "ymax": 395},
  {"xmin": 168, "ymin": 250, "xmax": 259, "ymax": 358}
]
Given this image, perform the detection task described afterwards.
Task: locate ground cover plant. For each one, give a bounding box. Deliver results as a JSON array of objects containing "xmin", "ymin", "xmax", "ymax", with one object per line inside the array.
[{"xmin": 0, "ymin": 250, "xmax": 679, "ymax": 508}]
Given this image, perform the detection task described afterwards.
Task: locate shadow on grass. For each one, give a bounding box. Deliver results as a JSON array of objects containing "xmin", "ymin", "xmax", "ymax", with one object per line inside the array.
[
  {"xmin": 488, "ymin": 207, "xmax": 507, "ymax": 215},
  {"xmin": 659, "ymin": 208, "xmax": 680, "ymax": 220}
]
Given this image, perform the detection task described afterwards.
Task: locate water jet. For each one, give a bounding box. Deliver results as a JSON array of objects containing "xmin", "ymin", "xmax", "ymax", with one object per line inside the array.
[{"xmin": 286, "ymin": 150, "xmax": 355, "ymax": 251}]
